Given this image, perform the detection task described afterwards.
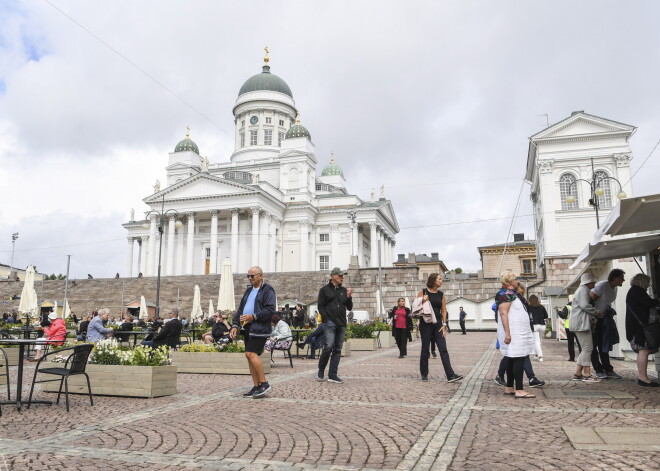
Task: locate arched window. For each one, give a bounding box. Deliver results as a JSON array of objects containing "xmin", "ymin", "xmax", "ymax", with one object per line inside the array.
[
  {"xmin": 559, "ymin": 173, "xmax": 579, "ymax": 210},
  {"xmin": 594, "ymin": 170, "xmax": 612, "ymax": 209},
  {"xmin": 288, "ymin": 167, "xmax": 299, "ymax": 188}
]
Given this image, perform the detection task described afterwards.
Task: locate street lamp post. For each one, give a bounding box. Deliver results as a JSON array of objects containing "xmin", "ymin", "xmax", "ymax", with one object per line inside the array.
[
  {"xmin": 565, "ymin": 158, "xmax": 627, "ymax": 229},
  {"xmin": 142, "ymin": 197, "xmax": 182, "ymax": 318},
  {"xmin": 9, "ymin": 232, "xmax": 19, "ymax": 279}
]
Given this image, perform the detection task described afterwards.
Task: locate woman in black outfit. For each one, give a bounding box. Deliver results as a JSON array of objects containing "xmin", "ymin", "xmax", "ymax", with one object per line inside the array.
[
  {"xmin": 625, "ymin": 273, "xmax": 660, "ymax": 387},
  {"xmin": 389, "ymin": 297, "xmax": 412, "ymax": 358},
  {"xmin": 418, "ymin": 273, "xmax": 463, "ymax": 383}
]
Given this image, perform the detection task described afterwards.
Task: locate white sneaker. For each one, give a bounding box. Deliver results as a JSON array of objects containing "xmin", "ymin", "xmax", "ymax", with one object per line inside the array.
[{"xmin": 538, "ymin": 357, "xmax": 544, "ymax": 362}]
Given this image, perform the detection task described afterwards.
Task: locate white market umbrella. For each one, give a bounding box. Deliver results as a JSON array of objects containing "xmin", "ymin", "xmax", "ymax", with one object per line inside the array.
[
  {"xmin": 63, "ymin": 299, "xmax": 72, "ymax": 319},
  {"xmin": 217, "ymin": 258, "xmax": 235, "ymax": 311},
  {"xmin": 191, "ymin": 285, "xmax": 204, "ymax": 320},
  {"xmin": 208, "ymin": 299, "xmax": 215, "ymax": 317},
  {"xmin": 53, "ymin": 300, "xmax": 58, "ymax": 318},
  {"xmin": 404, "ymin": 297, "xmax": 411, "ymax": 310},
  {"xmin": 18, "ymin": 266, "xmax": 39, "ymax": 319},
  {"xmin": 139, "ymin": 295, "xmax": 148, "ymax": 319}
]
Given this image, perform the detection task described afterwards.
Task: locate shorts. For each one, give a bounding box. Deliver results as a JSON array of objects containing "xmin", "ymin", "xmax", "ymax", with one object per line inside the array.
[{"xmin": 245, "ymin": 336, "xmax": 268, "ymax": 355}]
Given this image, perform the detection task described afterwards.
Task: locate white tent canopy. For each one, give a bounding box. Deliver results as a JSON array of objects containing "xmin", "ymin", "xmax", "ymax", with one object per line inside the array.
[
  {"xmin": 570, "ymin": 234, "xmax": 660, "ymax": 269},
  {"xmin": 593, "ymin": 193, "xmax": 660, "ymax": 242}
]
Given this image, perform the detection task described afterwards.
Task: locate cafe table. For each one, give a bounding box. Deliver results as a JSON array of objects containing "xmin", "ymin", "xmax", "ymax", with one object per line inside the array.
[
  {"xmin": 0, "ymin": 338, "xmax": 58, "ymax": 411},
  {"xmin": 112, "ymin": 330, "xmax": 152, "ymax": 347},
  {"xmin": 290, "ymin": 329, "xmax": 312, "ymax": 358}
]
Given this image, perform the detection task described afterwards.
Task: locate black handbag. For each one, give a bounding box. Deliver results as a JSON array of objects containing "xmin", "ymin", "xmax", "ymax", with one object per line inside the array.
[{"xmin": 629, "ymin": 306, "xmax": 660, "ymax": 350}]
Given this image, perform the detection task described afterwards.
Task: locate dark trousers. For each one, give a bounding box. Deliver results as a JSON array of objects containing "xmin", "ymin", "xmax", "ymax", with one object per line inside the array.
[
  {"xmin": 419, "ymin": 321, "xmax": 455, "ymax": 378},
  {"xmin": 591, "ymin": 319, "xmax": 613, "ymax": 374},
  {"xmin": 498, "ymin": 355, "xmax": 534, "ymax": 380},
  {"xmin": 393, "ymin": 328, "xmax": 408, "ymax": 356},
  {"xmin": 566, "ymin": 328, "xmax": 581, "ymax": 360},
  {"xmin": 318, "ymin": 321, "xmax": 345, "ymax": 378},
  {"xmin": 506, "ymin": 356, "xmax": 525, "ymax": 390},
  {"xmin": 459, "ymin": 320, "xmax": 466, "ymax": 334}
]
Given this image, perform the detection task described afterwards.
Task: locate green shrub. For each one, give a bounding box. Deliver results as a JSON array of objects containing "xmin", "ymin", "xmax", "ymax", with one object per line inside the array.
[
  {"xmin": 373, "ymin": 320, "xmax": 391, "ymax": 331},
  {"xmin": 347, "ymin": 323, "xmax": 375, "ymax": 339}
]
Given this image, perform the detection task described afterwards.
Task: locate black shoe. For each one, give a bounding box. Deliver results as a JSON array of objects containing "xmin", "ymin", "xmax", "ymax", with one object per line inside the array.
[
  {"xmin": 398, "ymin": 355, "xmax": 404, "ymax": 358},
  {"xmin": 328, "ymin": 376, "xmax": 344, "ymax": 384},
  {"xmin": 242, "ymin": 385, "xmax": 258, "ymax": 398},
  {"xmin": 529, "ymin": 377, "xmax": 545, "ymax": 388},
  {"xmin": 252, "ymin": 382, "xmax": 271, "ymax": 398},
  {"xmin": 568, "ymin": 359, "xmax": 575, "ymax": 362},
  {"xmin": 447, "ymin": 374, "xmax": 463, "ymax": 383},
  {"xmin": 421, "ymin": 376, "xmax": 429, "ymax": 382},
  {"xmin": 306, "ymin": 356, "xmax": 315, "ymax": 360},
  {"xmin": 494, "ymin": 375, "xmax": 506, "ymax": 386},
  {"xmin": 638, "ymin": 379, "xmax": 659, "ymax": 387},
  {"xmin": 431, "ymin": 352, "xmax": 437, "ymax": 358},
  {"xmin": 297, "ymin": 342, "xmax": 306, "ymax": 349},
  {"xmin": 316, "ymin": 371, "xmax": 326, "ymax": 382}
]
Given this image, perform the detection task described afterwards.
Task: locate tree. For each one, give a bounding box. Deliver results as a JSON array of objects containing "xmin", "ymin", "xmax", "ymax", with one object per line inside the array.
[{"xmin": 454, "ymin": 268, "xmax": 463, "ymax": 274}]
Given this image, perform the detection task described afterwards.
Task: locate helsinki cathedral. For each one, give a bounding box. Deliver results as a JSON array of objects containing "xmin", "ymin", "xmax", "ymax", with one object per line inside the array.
[{"xmin": 123, "ymin": 50, "xmax": 399, "ymax": 276}]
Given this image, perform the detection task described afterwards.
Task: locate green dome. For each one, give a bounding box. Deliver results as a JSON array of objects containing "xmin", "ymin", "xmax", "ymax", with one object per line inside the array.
[
  {"xmin": 285, "ymin": 118, "xmax": 311, "ymax": 140},
  {"xmin": 321, "ymin": 158, "xmax": 343, "ymax": 177},
  {"xmin": 174, "ymin": 129, "xmax": 199, "ymax": 154},
  {"xmin": 238, "ymin": 65, "xmax": 293, "ymax": 98}
]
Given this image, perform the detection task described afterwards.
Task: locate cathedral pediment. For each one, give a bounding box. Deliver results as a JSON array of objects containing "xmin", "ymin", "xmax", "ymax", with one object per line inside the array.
[
  {"xmin": 144, "ymin": 173, "xmax": 256, "ymax": 203},
  {"xmin": 532, "ymin": 112, "xmax": 635, "ymax": 140}
]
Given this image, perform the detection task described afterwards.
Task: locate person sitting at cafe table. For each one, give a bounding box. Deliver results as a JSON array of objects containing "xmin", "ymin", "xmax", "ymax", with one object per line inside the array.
[
  {"xmin": 30, "ymin": 312, "xmax": 67, "ymax": 361},
  {"xmin": 203, "ymin": 313, "xmax": 231, "ymax": 344},
  {"xmin": 297, "ymin": 323, "xmax": 325, "ymax": 360},
  {"xmin": 264, "ymin": 313, "xmax": 293, "ymax": 352},
  {"xmin": 87, "ymin": 309, "xmax": 113, "ymax": 342},
  {"xmin": 76, "ymin": 314, "xmax": 92, "ymax": 341},
  {"xmin": 142, "ymin": 309, "xmax": 182, "ymax": 349},
  {"xmin": 115, "ymin": 314, "xmax": 134, "ymax": 343}
]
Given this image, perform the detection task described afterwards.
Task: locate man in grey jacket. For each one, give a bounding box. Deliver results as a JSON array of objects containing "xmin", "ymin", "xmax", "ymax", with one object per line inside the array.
[
  {"xmin": 87, "ymin": 309, "xmax": 113, "ymax": 343},
  {"xmin": 568, "ymin": 273, "xmax": 601, "ymax": 383}
]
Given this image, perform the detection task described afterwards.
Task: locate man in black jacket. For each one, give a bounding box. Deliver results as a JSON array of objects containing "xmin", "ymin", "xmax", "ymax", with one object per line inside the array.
[
  {"xmin": 150, "ymin": 309, "xmax": 182, "ymax": 349},
  {"xmin": 317, "ymin": 267, "xmax": 353, "ymax": 384}
]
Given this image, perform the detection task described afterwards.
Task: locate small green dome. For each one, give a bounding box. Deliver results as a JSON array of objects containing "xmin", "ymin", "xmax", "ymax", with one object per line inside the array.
[
  {"xmin": 239, "ymin": 65, "xmax": 293, "ymax": 98},
  {"xmin": 321, "ymin": 157, "xmax": 343, "ymax": 177},
  {"xmin": 174, "ymin": 128, "xmax": 199, "ymax": 154},
  {"xmin": 285, "ymin": 117, "xmax": 311, "ymax": 140}
]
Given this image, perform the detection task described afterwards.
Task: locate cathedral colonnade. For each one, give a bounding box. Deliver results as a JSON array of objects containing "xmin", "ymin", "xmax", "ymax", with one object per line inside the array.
[{"xmin": 126, "ymin": 206, "xmax": 283, "ymax": 277}]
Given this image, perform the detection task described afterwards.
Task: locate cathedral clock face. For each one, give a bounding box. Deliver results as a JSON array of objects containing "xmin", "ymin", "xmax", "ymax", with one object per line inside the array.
[{"xmin": 250, "ymin": 116, "xmax": 258, "ymax": 125}]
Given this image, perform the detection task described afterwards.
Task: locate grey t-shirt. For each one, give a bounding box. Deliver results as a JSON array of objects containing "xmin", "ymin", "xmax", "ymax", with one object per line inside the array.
[{"xmin": 591, "ymin": 280, "xmax": 617, "ymax": 312}]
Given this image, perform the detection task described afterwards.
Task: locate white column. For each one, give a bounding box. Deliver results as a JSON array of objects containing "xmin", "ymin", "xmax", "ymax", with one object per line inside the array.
[
  {"xmin": 390, "ymin": 239, "xmax": 396, "ymax": 266},
  {"xmin": 351, "ymin": 222, "xmax": 359, "ymax": 257},
  {"xmin": 369, "ymin": 222, "xmax": 378, "ymax": 268},
  {"xmin": 300, "ymin": 219, "xmax": 309, "ymax": 271},
  {"xmin": 260, "ymin": 212, "xmax": 270, "ymax": 271},
  {"xmin": 185, "ymin": 212, "xmax": 195, "ymax": 275},
  {"xmin": 139, "ymin": 236, "xmax": 148, "ymax": 275},
  {"xmin": 209, "ymin": 210, "xmax": 218, "ymax": 275},
  {"xmin": 231, "ymin": 208, "xmax": 240, "ymax": 271},
  {"xmin": 166, "ymin": 216, "xmax": 176, "ymax": 276},
  {"xmin": 153, "ymin": 231, "xmax": 161, "ymax": 276},
  {"xmin": 269, "ymin": 215, "xmax": 277, "ymax": 273},
  {"xmin": 330, "ymin": 224, "xmax": 339, "ymax": 268},
  {"xmin": 147, "ymin": 215, "xmax": 157, "ymax": 276},
  {"xmin": 381, "ymin": 233, "xmax": 387, "ymax": 266},
  {"xmin": 251, "ymin": 206, "xmax": 260, "ymax": 268},
  {"xmin": 176, "ymin": 220, "xmax": 185, "ymax": 275},
  {"xmin": 126, "ymin": 237, "xmax": 134, "ymax": 277}
]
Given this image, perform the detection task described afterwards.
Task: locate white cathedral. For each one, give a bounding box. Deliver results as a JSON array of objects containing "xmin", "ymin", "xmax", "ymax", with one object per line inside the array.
[{"xmin": 123, "ymin": 52, "xmax": 399, "ymax": 276}]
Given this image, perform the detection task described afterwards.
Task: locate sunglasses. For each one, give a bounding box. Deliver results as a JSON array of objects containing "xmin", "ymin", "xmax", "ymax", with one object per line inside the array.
[{"xmin": 246, "ymin": 274, "xmax": 261, "ymax": 278}]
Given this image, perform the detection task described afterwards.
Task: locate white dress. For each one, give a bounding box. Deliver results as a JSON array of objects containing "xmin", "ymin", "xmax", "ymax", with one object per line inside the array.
[{"xmin": 498, "ymin": 297, "xmax": 535, "ymax": 358}]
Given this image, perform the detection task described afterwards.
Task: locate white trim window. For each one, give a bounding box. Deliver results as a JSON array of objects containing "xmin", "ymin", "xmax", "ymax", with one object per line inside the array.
[
  {"xmin": 594, "ymin": 170, "xmax": 612, "ymax": 208},
  {"xmin": 319, "ymin": 255, "xmax": 329, "ymax": 270},
  {"xmin": 266, "ymin": 117, "xmax": 272, "ymax": 124},
  {"xmin": 279, "ymin": 119, "xmax": 284, "ymax": 126},
  {"xmin": 250, "ymin": 130, "xmax": 258, "ymax": 146},
  {"xmin": 559, "ymin": 173, "xmax": 579, "ymax": 210},
  {"xmin": 240, "ymin": 132, "xmax": 245, "ymax": 147},
  {"xmin": 319, "ymin": 233, "xmax": 329, "ymax": 242},
  {"xmin": 278, "ymin": 131, "xmax": 284, "ymax": 147},
  {"xmin": 264, "ymin": 129, "xmax": 272, "ymax": 146}
]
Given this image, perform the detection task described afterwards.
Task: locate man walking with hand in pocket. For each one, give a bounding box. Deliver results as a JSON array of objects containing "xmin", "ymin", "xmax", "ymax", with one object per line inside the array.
[{"xmin": 317, "ymin": 267, "xmax": 353, "ymax": 384}]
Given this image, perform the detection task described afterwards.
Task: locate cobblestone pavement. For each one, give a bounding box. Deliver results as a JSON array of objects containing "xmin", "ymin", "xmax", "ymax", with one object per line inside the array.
[{"xmin": 0, "ymin": 332, "xmax": 658, "ymax": 470}]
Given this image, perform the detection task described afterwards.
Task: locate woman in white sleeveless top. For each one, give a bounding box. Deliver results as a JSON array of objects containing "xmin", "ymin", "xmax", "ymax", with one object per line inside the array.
[{"xmin": 496, "ymin": 271, "xmax": 535, "ymax": 398}]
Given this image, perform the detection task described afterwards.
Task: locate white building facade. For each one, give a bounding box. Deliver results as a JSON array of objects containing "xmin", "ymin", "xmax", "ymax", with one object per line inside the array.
[{"xmin": 123, "ymin": 54, "xmax": 399, "ymax": 276}]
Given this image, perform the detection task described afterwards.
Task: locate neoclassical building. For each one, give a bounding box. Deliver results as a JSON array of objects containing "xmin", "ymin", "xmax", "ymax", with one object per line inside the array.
[{"xmin": 123, "ymin": 53, "xmax": 399, "ymax": 276}]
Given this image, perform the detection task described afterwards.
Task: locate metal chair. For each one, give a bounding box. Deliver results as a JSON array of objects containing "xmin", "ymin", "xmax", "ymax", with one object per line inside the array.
[
  {"xmin": 27, "ymin": 344, "xmax": 94, "ymax": 412},
  {"xmin": 0, "ymin": 332, "xmax": 12, "ymax": 402},
  {"xmin": 270, "ymin": 340, "xmax": 294, "ymax": 368}
]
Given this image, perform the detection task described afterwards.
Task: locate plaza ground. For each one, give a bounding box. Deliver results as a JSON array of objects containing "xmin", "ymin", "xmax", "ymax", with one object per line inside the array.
[{"xmin": 0, "ymin": 332, "xmax": 658, "ymax": 470}]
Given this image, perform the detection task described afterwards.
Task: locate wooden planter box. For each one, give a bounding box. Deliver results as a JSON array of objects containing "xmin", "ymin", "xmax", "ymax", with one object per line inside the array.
[
  {"xmin": 341, "ymin": 342, "xmax": 351, "ymax": 357},
  {"xmin": 375, "ymin": 331, "xmax": 394, "ymax": 348},
  {"xmin": 348, "ymin": 338, "xmax": 379, "ymax": 351},
  {"xmin": 39, "ymin": 363, "xmax": 177, "ymax": 398},
  {"xmin": 0, "ymin": 347, "xmax": 20, "ymax": 367},
  {"xmin": 171, "ymin": 352, "xmax": 270, "ymax": 375}
]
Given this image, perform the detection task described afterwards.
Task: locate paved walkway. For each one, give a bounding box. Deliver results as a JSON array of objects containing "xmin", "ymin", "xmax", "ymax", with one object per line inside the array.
[{"xmin": 0, "ymin": 332, "xmax": 658, "ymax": 470}]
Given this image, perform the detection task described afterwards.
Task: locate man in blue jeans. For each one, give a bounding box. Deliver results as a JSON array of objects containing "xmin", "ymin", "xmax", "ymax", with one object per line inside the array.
[{"xmin": 317, "ymin": 267, "xmax": 353, "ymax": 383}]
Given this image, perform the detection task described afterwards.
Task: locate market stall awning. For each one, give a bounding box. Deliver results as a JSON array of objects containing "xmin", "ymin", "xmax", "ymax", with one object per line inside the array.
[
  {"xmin": 593, "ymin": 193, "xmax": 660, "ymax": 242},
  {"xmin": 570, "ymin": 234, "xmax": 660, "ymax": 270}
]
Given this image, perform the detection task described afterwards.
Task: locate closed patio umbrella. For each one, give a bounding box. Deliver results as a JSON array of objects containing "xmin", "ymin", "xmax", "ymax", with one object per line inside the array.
[
  {"xmin": 375, "ymin": 289, "xmax": 386, "ymax": 319},
  {"xmin": 139, "ymin": 295, "xmax": 148, "ymax": 319},
  {"xmin": 208, "ymin": 299, "xmax": 215, "ymax": 317},
  {"xmin": 63, "ymin": 299, "xmax": 72, "ymax": 319},
  {"xmin": 191, "ymin": 285, "xmax": 203, "ymax": 320},
  {"xmin": 53, "ymin": 300, "xmax": 58, "ymax": 318},
  {"xmin": 217, "ymin": 258, "xmax": 235, "ymax": 311},
  {"xmin": 18, "ymin": 266, "xmax": 38, "ymax": 321}
]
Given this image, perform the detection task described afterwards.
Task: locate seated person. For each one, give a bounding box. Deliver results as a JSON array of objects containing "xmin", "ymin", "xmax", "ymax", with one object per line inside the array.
[
  {"xmin": 115, "ymin": 314, "xmax": 134, "ymax": 343},
  {"xmin": 203, "ymin": 313, "xmax": 231, "ymax": 344},
  {"xmin": 142, "ymin": 310, "xmax": 182, "ymax": 349},
  {"xmin": 291, "ymin": 304, "xmax": 306, "ymax": 329},
  {"xmin": 76, "ymin": 314, "xmax": 92, "ymax": 341},
  {"xmin": 136, "ymin": 318, "xmax": 147, "ymax": 328},
  {"xmin": 86, "ymin": 309, "xmax": 113, "ymax": 342},
  {"xmin": 264, "ymin": 313, "xmax": 293, "ymax": 352},
  {"xmin": 31, "ymin": 312, "xmax": 67, "ymax": 361},
  {"xmin": 297, "ymin": 323, "xmax": 325, "ymax": 359}
]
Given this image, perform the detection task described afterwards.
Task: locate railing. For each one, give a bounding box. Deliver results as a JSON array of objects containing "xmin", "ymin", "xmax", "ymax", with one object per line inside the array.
[{"xmin": 223, "ymin": 171, "xmax": 253, "ymax": 184}]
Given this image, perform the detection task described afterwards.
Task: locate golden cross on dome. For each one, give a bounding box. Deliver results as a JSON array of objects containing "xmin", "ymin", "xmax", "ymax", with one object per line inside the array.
[
  {"xmin": 185, "ymin": 124, "xmax": 190, "ymax": 139},
  {"xmin": 264, "ymin": 46, "xmax": 270, "ymax": 63},
  {"xmin": 330, "ymin": 151, "xmax": 335, "ymax": 164}
]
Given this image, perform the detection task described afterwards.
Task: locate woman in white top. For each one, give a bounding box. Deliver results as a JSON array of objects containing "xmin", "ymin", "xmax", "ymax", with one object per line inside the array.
[
  {"xmin": 264, "ymin": 313, "xmax": 293, "ymax": 351},
  {"xmin": 496, "ymin": 271, "xmax": 536, "ymax": 398}
]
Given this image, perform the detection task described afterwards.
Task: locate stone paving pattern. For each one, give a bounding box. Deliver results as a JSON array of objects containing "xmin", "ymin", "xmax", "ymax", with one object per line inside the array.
[{"xmin": 0, "ymin": 332, "xmax": 658, "ymax": 470}]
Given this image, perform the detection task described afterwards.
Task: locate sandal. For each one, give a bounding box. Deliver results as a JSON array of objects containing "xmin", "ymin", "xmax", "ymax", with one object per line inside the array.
[
  {"xmin": 514, "ymin": 392, "xmax": 536, "ymax": 399},
  {"xmin": 581, "ymin": 376, "xmax": 602, "ymax": 383},
  {"xmin": 571, "ymin": 374, "xmax": 583, "ymax": 381},
  {"xmin": 503, "ymin": 391, "xmax": 515, "ymax": 395}
]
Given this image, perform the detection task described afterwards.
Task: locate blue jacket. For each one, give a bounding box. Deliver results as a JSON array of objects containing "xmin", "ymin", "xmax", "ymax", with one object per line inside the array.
[{"xmin": 232, "ymin": 283, "xmax": 277, "ymax": 338}]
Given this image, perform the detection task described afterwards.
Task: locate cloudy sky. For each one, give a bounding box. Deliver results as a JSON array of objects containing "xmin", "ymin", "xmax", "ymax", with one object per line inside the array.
[{"xmin": 1, "ymin": 0, "xmax": 659, "ymax": 279}]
